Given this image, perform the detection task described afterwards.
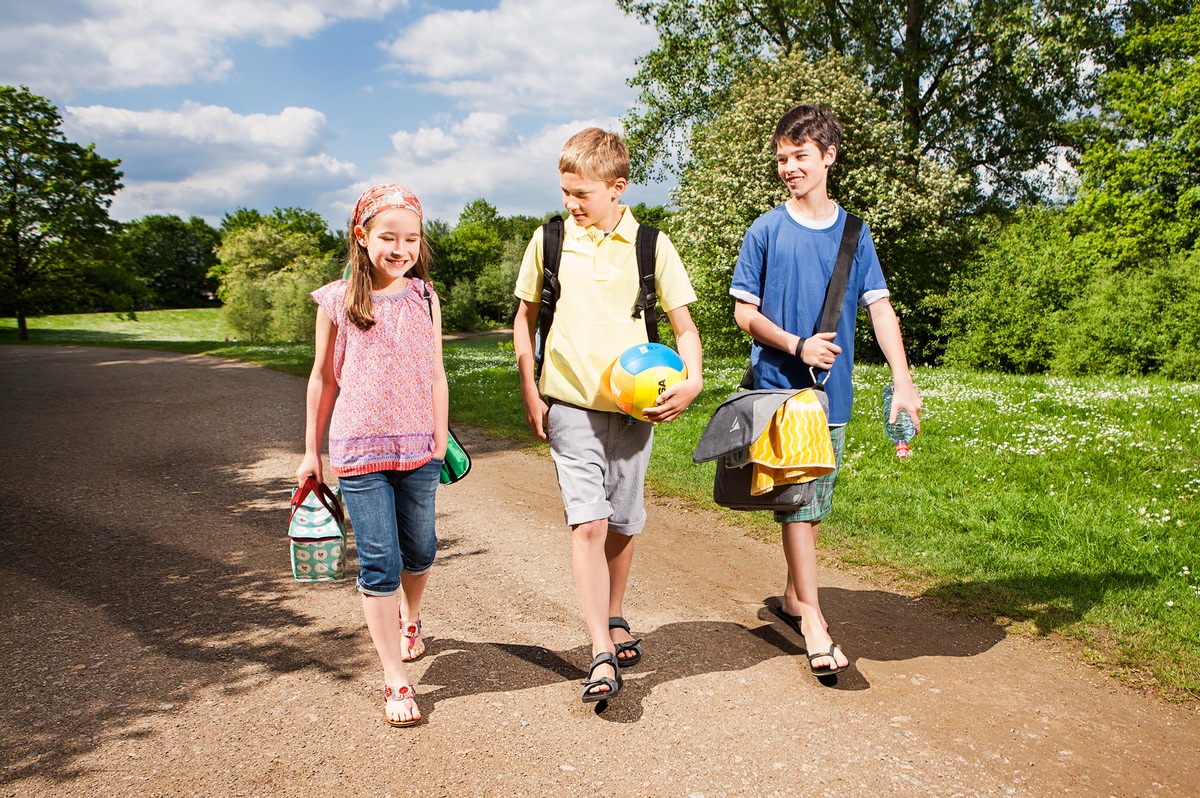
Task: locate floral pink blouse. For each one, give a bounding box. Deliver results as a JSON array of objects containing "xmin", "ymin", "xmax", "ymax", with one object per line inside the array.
[{"xmin": 311, "ymin": 278, "xmax": 436, "ymax": 477}]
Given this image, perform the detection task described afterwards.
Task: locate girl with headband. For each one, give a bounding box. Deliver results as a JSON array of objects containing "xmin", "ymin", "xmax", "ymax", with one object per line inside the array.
[{"xmin": 296, "ymin": 183, "xmax": 448, "ymax": 727}]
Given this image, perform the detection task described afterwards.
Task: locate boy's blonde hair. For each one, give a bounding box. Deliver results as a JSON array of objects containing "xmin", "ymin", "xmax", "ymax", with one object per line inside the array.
[{"xmin": 558, "ymin": 128, "xmax": 630, "ymax": 184}]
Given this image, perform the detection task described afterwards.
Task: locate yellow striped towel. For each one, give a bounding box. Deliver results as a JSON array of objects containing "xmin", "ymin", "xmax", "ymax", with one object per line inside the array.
[{"xmin": 748, "ymin": 389, "xmax": 836, "ymax": 495}]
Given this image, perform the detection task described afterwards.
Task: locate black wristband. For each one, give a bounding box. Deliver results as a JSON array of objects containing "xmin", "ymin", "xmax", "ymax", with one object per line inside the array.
[{"xmin": 793, "ymin": 337, "xmax": 808, "ymax": 361}]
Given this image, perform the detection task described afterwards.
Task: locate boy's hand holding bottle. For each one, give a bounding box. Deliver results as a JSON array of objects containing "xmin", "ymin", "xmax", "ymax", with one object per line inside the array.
[{"xmin": 882, "ymin": 381, "xmax": 921, "ymax": 459}]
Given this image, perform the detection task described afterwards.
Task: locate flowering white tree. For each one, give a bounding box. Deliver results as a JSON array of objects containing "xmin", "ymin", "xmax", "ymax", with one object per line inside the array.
[{"xmin": 671, "ymin": 54, "xmax": 967, "ymax": 356}]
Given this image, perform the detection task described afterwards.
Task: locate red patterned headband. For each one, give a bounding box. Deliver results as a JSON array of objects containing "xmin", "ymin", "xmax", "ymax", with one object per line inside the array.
[{"xmin": 352, "ymin": 183, "xmax": 423, "ymax": 228}]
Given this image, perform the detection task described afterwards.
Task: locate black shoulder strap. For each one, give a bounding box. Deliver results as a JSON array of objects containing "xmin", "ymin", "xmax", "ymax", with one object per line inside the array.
[
  {"xmin": 631, "ymin": 224, "xmax": 660, "ymax": 344},
  {"xmin": 534, "ymin": 217, "xmax": 565, "ymax": 380},
  {"xmin": 817, "ymin": 212, "xmax": 862, "ymax": 334}
]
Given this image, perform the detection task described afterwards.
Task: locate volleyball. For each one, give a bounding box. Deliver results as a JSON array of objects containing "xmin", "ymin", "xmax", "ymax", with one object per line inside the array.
[{"xmin": 609, "ymin": 343, "xmax": 688, "ymax": 421}]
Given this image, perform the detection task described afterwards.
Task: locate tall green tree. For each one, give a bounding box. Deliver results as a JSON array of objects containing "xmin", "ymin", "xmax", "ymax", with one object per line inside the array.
[
  {"xmin": 118, "ymin": 214, "xmax": 220, "ymax": 308},
  {"xmin": 618, "ymin": 0, "xmax": 1114, "ymax": 203},
  {"xmin": 1, "ymin": 85, "xmax": 124, "ymax": 338},
  {"xmin": 439, "ymin": 199, "xmax": 504, "ymax": 285},
  {"xmin": 1070, "ymin": 2, "xmax": 1200, "ymax": 264}
]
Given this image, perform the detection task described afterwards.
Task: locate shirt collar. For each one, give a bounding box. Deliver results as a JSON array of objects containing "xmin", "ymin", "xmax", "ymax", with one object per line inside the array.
[{"xmin": 564, "ymin": 204, "xmax": 634, "ymax": 243}]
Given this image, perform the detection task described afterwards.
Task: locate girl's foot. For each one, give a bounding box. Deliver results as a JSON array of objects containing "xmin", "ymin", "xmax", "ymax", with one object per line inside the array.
[
  {"xmin": 400, "ymin": 616, "xmax": 424, "ymax": 661},
  {"xmin": 383, "ymin": 683, "xmax": 421, "ymax": 727},
  {"xmin": 780, "ymin": 595, "xmax": 828, "ymax": 633}
]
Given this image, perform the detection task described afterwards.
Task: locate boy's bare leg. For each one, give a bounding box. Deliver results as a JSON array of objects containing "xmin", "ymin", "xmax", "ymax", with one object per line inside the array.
[
  {"xmin": 399, "ymin": 570, "xmax": 430, "ymax": 660},
  {"xmin": 573, "ymin": 518, "xmax": 618, "ymax": 695},
  {"xmin": 780, "ymin": 520, "xmax": 848, "ymax": 671},
  {"xmin": 605, "ymin": 532, "xmax": 637, "ymax": 657},
  {"xmin": 362, "ymin": 594, "xmax": 419, "ymax": 723}
]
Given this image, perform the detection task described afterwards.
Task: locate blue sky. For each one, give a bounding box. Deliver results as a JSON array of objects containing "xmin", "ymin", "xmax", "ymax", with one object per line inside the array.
[{"xmin": 0, "ymin": 0, "xmax": 668, "ymax": 229}]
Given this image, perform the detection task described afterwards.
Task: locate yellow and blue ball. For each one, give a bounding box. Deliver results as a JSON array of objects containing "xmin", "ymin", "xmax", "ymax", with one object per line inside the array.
[{"xmin": 609, "ymin": 343, "xmax": 687, "ymax": 421}]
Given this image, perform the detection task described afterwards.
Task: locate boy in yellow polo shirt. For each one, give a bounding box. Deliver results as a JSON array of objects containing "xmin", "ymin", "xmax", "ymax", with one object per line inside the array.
[{"xmin": 513, "ymin": 128, "xmax": 703, "ymax": 703}]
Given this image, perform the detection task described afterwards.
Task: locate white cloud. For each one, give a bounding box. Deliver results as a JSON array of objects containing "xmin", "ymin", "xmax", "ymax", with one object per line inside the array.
[
  {"xmin": 369, "ymin": 113, "xmax": 670, "ymax": 224},
  {"xmin": 364, "ymin": 0, "xmax": 668, "ymax": 223},
  {"xmin": 63, "ymin": 103, "xmax": 357, "ymax": 223},
  {"xmin": 0, "ymin": 0, "xmax": 408, "ymax": 94},
  {"xmin": 384, "ymin": 0, "xmax": 655, "ymax": 117}
]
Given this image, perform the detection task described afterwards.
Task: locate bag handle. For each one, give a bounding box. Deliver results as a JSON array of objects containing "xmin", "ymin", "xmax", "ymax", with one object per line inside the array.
[{"xmin": 291, "ymin": 475, "xmax": 344, "ymax": 524}]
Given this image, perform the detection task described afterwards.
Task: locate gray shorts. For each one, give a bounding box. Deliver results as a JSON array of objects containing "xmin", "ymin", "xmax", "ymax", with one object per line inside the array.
[{"xmin": 546, "ymin": 401, "xmax": 654, "ymax": 535}]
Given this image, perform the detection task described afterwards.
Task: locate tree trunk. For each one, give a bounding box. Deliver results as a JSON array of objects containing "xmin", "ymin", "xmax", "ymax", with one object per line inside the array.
[
  {"xmin": 17, "ymin": 312, "xmax": 28, "ymax": 341},
  {"xmin": 902, "ymin": 0, "xmax": 926, "ymax": 160}
]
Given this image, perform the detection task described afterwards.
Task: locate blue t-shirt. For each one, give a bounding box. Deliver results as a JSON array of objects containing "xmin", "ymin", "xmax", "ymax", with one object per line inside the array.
[{"xmin": 730, "ymin": 204, "xmax": 888, "ymax": 425}]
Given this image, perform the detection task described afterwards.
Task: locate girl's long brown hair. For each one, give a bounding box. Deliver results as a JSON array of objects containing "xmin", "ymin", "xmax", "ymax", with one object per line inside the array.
[{"xmin": 342, "ymin": 217, "xmax": 435, "ymax": 330}]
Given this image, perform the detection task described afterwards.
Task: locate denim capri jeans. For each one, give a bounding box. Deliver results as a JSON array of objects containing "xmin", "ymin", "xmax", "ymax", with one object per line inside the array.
[{"xmin": 337, "ymin": 457, "xmax": 442, "ymax": 596}]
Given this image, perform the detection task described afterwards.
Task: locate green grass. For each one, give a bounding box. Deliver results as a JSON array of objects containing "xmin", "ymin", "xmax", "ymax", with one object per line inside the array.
[{"xmin": 5, "ymin": 309, "xmax": 1199, "ymax": 699}]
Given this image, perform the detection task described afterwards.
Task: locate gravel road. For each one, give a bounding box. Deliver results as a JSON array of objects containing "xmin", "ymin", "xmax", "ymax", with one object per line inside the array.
[{"xmin": 1, "ymin": 346, "xmax": 1196, "ymax": 797}]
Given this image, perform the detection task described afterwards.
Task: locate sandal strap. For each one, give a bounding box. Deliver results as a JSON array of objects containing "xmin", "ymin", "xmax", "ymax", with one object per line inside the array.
[
  {"xmin": 383, "ymin": 683, "xmax": 416, "ymax": 702},
  {"xmin": 401, "ymin": 618, "xmax": 422, "ymax": 639},
  {"xmin": 607, "ymin": 616, "xmax": 630, "ymax": 633},
  {"xmin": 586, "ymin": 651, "xmax": 620, "ymax": 678}
]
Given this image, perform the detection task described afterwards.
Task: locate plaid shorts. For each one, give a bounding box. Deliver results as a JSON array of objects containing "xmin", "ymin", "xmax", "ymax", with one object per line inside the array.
[{"xmin": 774, "ymin": 424, "xmax": 846, "ymax": 524}]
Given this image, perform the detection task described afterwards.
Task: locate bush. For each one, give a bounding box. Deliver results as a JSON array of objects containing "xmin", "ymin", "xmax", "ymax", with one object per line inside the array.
[
  {"xmin": 223, "ymin": 281, "xmax": 273, "ymax": 342},
  {"xmin": 474, "ymin": 240, "xmax": 523, "ymax": 325},
  {"xmin": 266, "ymin": 254, "xmax": 339, "ymax": 341},
  {"xmin": 1053, "ymin": 248, "xmax": 1200, "ymax": 379},
  {"xmin": 441, "ymin": 279, "xmax": 480, "ymax": 332},
  {"xmin": 942, "ymin": 208, "xmax": 1096, "ymax": 373}
]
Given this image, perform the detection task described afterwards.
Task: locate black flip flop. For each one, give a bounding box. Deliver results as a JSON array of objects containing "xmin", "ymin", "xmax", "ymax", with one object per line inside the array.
[
  {"xmin": 807, "ymin": 644, "xmax": 849, "ymax": 677},
  {"xmin": 770, "ymin": 604, "xmax": 805, "ymax": 638},
  {"xmin": 582, "ymin": 651, "xmax": 622, "ymax": 703},
  {"xmin": 608, "ymin": 616, "xmax": 643, "ymax": 668}
]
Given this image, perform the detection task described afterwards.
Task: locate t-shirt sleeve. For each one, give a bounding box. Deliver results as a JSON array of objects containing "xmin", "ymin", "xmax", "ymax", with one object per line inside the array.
[
  {"xmin": 513, "ymin": 230, "xmax": 543, "ymax": 303},
  {"xmin": 653, "ymin": 233, "xmax": 697, "ymax": 312},
  {"xmin": 855, "ymin": 226, "xmax": 890, "ymax": 307},
  {"xmin": 730, "ymin": 219, "xmax": 767, "ymax": 306},
  {"xmin": 310, "ymin": 280, "xmax": 346, "ymax": 322}
]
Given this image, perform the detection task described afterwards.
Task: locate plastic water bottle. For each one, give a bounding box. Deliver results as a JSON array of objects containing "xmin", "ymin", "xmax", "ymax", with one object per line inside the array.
[{"xmin": 882, "ymin": 384, "xmax": 916, "ymax": 459}]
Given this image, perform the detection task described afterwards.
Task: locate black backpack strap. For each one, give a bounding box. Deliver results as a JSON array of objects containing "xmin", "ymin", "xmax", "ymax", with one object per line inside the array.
[
  {"xmin": 631, "ymin": 224, "xmax": 660, "ymax": 344},
  {"xmin": 817, "ymin": 212, "xmax": 862, "ymax": 334},
  {"xmin": 535, "ymin": 217, "xmax": 565, "ymax": 381}
]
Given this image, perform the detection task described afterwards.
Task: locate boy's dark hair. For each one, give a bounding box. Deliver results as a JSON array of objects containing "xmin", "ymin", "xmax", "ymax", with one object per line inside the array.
[{"xmin": 772, "ymin": 104, "xmax": 842, "ymax": 154}]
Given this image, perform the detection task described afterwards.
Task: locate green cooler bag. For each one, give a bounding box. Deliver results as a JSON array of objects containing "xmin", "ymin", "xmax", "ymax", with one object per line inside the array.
[{"xmin": 288, "ymin": 476, "xmax": 347, "ymax": 582}]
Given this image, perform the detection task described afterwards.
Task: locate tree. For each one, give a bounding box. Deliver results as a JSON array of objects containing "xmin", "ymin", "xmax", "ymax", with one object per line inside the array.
[
  {"xmin": 618, "ymin": 0, "xmax": 1114, "ymax": 203},
  {"xmin": 671, "ymin": 53, "xmax": 967, "ymax": 356},
  {"xmin": 117, "ymin": 214, "xmax": 220, "ymax": 308},
  {"xmin": 1069, "ymin": 2, "xmax": 1200, "ymax": 264},
  {"xmin": 0, "ymin": 85, "xmax": 124, "ymax": 338},
  {"xmin": 221, "ymin": 206, "xmax": 339, "ymax": 254},
  {"xmin": 213, "ymin": 221, "xmax": 338, "ymax": 341},
  {"xmin": 438, "ymin": 199, "xmax": 504, "ymax": 285}
]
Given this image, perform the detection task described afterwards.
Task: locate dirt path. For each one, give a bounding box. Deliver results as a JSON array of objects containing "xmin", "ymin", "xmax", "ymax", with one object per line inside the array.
[{"xmin": 1, "ymin": 346, "xmax": 1197, "ymax": 798}]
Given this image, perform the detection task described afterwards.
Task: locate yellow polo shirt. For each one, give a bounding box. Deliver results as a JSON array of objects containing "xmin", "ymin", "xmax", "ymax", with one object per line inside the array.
[{"xmin": 515, "ymin": 206, "xmax": 697, "ymax": 413}]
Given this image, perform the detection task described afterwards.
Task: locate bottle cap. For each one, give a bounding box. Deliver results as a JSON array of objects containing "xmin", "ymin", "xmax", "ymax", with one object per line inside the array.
[{"xmin": 896, "ymin": 441, "xmax": 910, "ymax": 459}]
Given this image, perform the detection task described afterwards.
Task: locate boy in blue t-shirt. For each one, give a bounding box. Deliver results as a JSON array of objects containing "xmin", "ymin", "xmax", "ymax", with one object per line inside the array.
[{"xmin": 730, "ymin": 104, "xmax": 922, "ymax": 678}]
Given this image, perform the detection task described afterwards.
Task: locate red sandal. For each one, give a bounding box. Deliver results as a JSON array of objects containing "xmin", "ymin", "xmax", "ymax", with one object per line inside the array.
[
  {"xmin": 383, "ymin": 683, "xmax": 421, "ymax": 727},
  {"xmin": 400, "ymin": 616, "xmax": 424, "ymax": 662}
]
